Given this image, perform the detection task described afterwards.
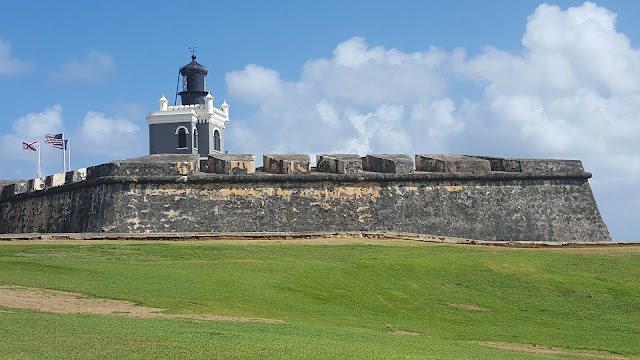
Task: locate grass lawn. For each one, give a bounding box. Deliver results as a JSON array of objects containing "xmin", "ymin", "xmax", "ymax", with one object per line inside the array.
[{"xmin": 0, "ymin": 239, "xmax": 638, "ymax": 359}]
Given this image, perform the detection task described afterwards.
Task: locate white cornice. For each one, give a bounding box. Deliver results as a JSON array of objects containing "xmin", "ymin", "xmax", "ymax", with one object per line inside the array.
[{"xmin": 146, "ymin": 111, "xmax": 197, "ymax": 125}]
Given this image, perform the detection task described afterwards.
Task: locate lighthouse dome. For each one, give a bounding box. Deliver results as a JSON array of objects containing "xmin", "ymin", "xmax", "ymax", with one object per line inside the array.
[{"xmin": 180, "ymin": 55, "xmax": 208, "ymax": 76}]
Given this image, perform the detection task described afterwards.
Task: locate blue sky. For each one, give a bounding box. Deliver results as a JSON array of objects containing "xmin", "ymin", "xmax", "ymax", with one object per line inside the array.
[{"xmin": 1, "ymin": 1, "xmax": 638, "ymax": 240}]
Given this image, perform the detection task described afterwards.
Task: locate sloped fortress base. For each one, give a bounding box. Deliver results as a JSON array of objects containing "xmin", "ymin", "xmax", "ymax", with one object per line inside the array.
[{"xmin": 0, "ymin": 154, "xmax": 610, "ymax": 242}]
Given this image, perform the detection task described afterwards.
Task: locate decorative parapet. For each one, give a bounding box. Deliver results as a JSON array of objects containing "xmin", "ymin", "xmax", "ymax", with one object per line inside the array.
[
  {"xmin": 161, "ymin": 104, "xmax": 227, "ymax": 118},
  {"xmin": 167, "ymin": 104, "xmax": 203, "ymax": 111}
]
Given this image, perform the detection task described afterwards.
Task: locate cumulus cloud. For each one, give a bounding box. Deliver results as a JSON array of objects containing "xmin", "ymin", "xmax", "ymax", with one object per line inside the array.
[
  {"xmin": 0, "ymin": 106, "xmax": 145, "ymax": 179},
  {"xmin": 224, "ymin": 2, "xmax": 640, "ymax": 239},
  {"xmin": 459, "ymin": 1, "xmax": 640, "ymax": 181},
  {"xmin": 0, "ymin": 105, "xmax": 64, "ymax": 178},
  {"xmin": 77, "ymin": 111, "xmax": 144, "ymax": 158},
  {"xmin": 0, "ymin": 38, "xmax": 31, "ymax": 75},
  {"xmin": 225, "ymin": 36, "xmax": 460, "ymax": 155},
  {"xmin": 50, "ymin": 50, "xmax": 115, "ymax": 81},
  {"xmin": 10, "ymin": 105, "xmax": 64, "ymax": 138}
]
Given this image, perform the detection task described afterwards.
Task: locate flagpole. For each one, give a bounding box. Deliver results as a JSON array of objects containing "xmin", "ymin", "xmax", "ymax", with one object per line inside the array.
[
  {"xmin": 62, "ymin": 132, "xmax": 66, "ymax": 173},
  {"xmin": 37, "ymin": 139, "xmax": 42, "ymax": 178},
  {"xmin": 67, "ymin": 139, "xmax": 71, "ymax": 171}
]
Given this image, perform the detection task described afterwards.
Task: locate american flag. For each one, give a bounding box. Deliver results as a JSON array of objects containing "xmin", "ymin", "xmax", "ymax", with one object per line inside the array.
[{"xmin": 45, "ymin": 133, "xmax": 66, "ymax": 150}]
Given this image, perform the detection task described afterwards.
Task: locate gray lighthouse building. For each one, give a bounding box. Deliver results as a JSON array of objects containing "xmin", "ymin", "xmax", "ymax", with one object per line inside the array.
[{"xmin": 146, "ymin": 55, "xmax": 229, "ymax": 161}]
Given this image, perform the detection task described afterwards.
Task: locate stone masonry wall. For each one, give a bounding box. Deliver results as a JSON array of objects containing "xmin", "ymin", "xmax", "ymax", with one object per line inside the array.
[{"xmin": 0, "ymin": 154, "xmax": 611, "ymax": 242}]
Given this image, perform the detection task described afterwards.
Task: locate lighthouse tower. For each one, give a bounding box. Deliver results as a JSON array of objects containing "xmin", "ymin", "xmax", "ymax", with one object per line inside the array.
[{"xmin": 146, "ymin": 55, "xmax": 229, "ymax": 161}]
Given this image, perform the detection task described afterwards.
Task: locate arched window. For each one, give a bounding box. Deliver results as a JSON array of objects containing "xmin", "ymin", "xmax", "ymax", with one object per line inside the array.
[
  {"xmin": 175, "ymin": 126, "xmax": 189, "ymax": 149},
  {"xmin": 193, "ymin": 127, "xmax": 198, "ymax": 149},
  {"xmin": 214, "ymin": 130, "xmax": 221, "ymax": 152}
]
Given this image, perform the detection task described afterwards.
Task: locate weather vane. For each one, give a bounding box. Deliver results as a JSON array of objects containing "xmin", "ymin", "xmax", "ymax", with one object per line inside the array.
[{"xmin": 189, "ymin": 46, "xmax": 198, "ymax": 57}]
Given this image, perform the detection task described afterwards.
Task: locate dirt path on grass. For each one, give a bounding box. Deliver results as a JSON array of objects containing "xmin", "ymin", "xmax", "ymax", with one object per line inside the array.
[
  {"xmin": 482, "ymin": 341, "xmax": 636, "ymax": 360},
  {"xmin": 0, "ymin": 286, "xmax": 282, "ymax": 324}
]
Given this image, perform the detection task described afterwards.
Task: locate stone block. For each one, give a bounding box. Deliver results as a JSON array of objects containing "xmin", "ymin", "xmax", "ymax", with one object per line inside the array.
[
  {"xmin": 415, "ymin": 155, "xmax": 491, "ymax": 174},
  {"xmin": 466, "ymin": 156, "xmax": 522, "ymax": 172},
  {"xmin": 87, "ymin": 154, "xmax": 200, "ymax": 180},
  {"xmin": 45, "ymin": 173, "xmax": 66, "ymax": 188},
  {"xmin": 65, "ymin": 168, "xmax": 87, "ymax": 185},
  {"xmin": 316, "ymin": 154, "xmax": 363, "ymax": 174},
  {"xmin": 263, "ymin": 154, "xmax": 310, "ymax": 174},
  {"xmin": 465, "ymin": 156, "xmax": 584, "ymax": 174},
  {"xmin": 28, "ymin": 178, "xmax": 45, "ymax": 192},
  {"xmin": 516, "ymin": 159, "xmax": 585, "ymax": 174},
  {"xmin": 207, "ymin": 154, "xmax": 255, "ymax": 175},
  {"xmin": 1, "ymin": 181, "xmax": 28, "ymax": 198},
  {"xmin": 362, "ymin": 154, "xmax": 413, "ymax": 174}
]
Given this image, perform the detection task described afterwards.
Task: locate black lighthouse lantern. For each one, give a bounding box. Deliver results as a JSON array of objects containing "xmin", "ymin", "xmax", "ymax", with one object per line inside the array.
[{"xmin": 178, "ymin": 55, "xmax": 209, "ymax": 105}]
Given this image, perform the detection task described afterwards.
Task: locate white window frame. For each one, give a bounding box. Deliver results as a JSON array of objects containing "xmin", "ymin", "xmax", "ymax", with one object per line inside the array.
[
  {"xmin": 213, "ymin": 128, "xmax": 221, "ymax": 153},
  {"xmin": 192, "ymin": 127, "xmax": 199, "ymax": 149},
  {"xmin": 175, "ymin": 126, "xmax": 189, "ymax": 149}
]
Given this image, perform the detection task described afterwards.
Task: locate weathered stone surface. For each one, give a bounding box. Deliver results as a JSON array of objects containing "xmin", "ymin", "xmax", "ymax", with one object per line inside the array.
[
  {"xmin": 0, "ymin": 154, "xmax": 611, "ymax": 242},
  {"xmin": 517, "ymin": 159, "xmax": 585, "ymax": 174},
  {"xmin": 263, "ymin": 154, "xmax": 310, "ymax": 174},
  {"xmin": 465, "ymin": 156, "xmax": 584, "ymax": 174},
  {"xmin": 465, "ymin": 156, "xmax": 523, "ymax": 172},
  {"xmin": 0, "ymin": 172, "xmax": 610, "ymax": 242},
  {"xmin": 207, "ymin": 154, "xmax": 256, "ymax": 175},
  {"xmin": 416, "ymin": 155, "xmax": 491, "ymax": 174},
  {"xmin": 0, "ymin": 180, "xmax": 22, "ymax": 187},
  {"xmin": 362, "ymin": 154, "xmax": 413, "ymax": 174},
  {"xmin": 65, "ymin": 168, "xmax": 87, "ymax": 185},
  {"xmin": 316, "ymin": 154, "xmax": 363, "ymax": 174},
  {"xmin": 28, "ymin": 178, "xmax": 45, "ymax": 192},
  {"xmin": 45, "ymin": 173, "xmax": 66, "ymax": 189},
  {"xmin": 0, "ymin": 181, "xmax": 28, "ymax": 199},
  {"xmin": 87, "ymin": 154, "xmax": 200, "ymax": 179}
]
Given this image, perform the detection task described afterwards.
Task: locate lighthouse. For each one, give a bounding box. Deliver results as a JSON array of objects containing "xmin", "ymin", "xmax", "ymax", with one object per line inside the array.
[{"xmin": 146, "ymin": 54, "xmax": 229, "ymax": 161}]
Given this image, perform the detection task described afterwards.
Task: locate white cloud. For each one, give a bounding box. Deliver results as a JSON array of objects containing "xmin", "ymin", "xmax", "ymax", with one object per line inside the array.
[
  {"xmin": 0, "ymin": 38, "xmax": 31, "ymax": 75},
  {"xmin": 225, "ymin": 36, "xmax": 458, "ymax": 156},
  {"xmin": 458, "ymin": 2, "xmax": 640, "ymax": 180},
  {"xmin": 226, "ymin": 64, "xmax": 287, "ymax": 105},
  {"xmin": 0, "ymin": 105, "xmax": 64, "ymax": 178},
  {"xmin": 77, "ymin": 111, "xmax": 144, "ymax": 158},
  {"xmin": 11, "ymin": 105, "xmax": 64, "ymax": 138},
  {"xmin": 224, "ymin": 2, "xmax": 640, "ymax": 239},
  {"xmin": 0, "ymin": 106, "xmax": 145, "ymax": 180},
  {"xmin": 50, "ymin": 50, "xmax": 115, "ymax": 81}
]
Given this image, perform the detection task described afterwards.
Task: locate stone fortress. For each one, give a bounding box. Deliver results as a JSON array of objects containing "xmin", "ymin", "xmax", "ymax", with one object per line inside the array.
[{"xmin": 0, "ymin": 56, "xmax": 611, "ymax": 242}]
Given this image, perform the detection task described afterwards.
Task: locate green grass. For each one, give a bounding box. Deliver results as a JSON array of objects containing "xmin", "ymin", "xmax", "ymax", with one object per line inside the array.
[{"xmin": 0, "ymin": 240, "xmax": 639, "ymax": 359}]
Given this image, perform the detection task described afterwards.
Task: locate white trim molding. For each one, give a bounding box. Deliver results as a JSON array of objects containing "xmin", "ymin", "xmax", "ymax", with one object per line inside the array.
[{"xmin": 175, "ymin": 126, "xmax": 189, "ymax": 135}]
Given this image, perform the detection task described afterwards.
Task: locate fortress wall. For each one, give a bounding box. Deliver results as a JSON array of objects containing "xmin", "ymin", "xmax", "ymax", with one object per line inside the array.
[
  {"xmin": 0, "ymin": 181, "xmax": 117, "ymax": 233},
  {"xmin": 0, "ymin": 154, "xmax": 611, "ymax": 242},
  {"xmin": 108, "ymin": 175, "xmax": 608, "ymax": 242}
]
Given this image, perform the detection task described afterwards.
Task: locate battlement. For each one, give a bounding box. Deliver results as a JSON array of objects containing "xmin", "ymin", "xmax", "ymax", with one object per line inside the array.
[
  {"xmin": 0, "ymin": 153, "xmax": 610, "ymax": 242},
  {"xmin": 0, "ymin": 153, "xmax": 592, "ymax": 200},
  {"xmin": 167, "ymin": 104, "xmax": 202, "ymax": 111}
]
